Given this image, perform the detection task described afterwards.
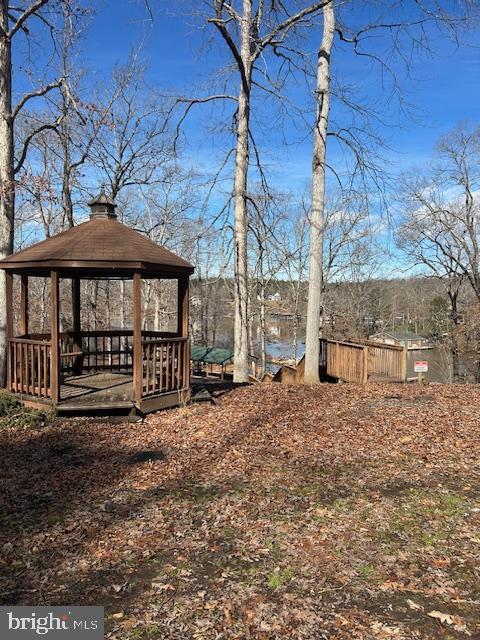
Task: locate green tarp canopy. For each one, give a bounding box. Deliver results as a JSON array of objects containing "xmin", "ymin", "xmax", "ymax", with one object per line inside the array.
[{"xmin": 191, "ymin": 346, "xmax": 233, "ymax": 365}]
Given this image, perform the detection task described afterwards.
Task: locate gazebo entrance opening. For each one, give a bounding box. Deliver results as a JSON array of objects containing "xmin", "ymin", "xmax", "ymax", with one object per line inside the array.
[{"xmin": 1, "ymin": 190, "xmax": 193, "ymax": 414}]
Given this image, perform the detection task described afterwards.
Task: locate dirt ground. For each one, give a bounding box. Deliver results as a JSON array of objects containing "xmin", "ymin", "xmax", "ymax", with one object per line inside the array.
[{"xmin": 1, "ymin": 382, "xmax": 480, "ymax": 639}]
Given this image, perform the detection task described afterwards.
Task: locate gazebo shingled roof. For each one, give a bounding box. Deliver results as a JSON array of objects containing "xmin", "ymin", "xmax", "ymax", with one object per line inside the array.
[{"xmin": 0, "ymin": 190, "xmax": 194, "ymax": 276}]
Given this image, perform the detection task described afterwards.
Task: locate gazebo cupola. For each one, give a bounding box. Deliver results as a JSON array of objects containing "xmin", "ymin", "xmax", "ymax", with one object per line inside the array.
[
  {"xmin": 0, "ymin": 189, "xmax": 194, "ymax": 415},
  {"xmin": 88, "ymin": 187, "xmax": 117, "ymax": 219}
]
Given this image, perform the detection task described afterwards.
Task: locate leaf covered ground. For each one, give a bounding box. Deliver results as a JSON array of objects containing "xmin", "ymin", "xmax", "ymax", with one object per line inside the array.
[{"xmin": 1, "ymin": 382, "xmax": 480, "ymax": 639}]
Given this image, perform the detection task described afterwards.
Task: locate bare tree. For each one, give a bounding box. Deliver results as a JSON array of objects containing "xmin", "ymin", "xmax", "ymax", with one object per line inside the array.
[
  {"xmin": 303, "ymin": 0, "xmax": 335, "ymax": 382},
  {"xmin": 90, "ymin": 61, "xmax": 175, "ymax": 200},
  {"xmin": 178, "ymin": 0, "xmax": 329, "ymax": 382},
  {"xmin": 248, "ymin": 189, "xmax": 289, "ymax": 378},
  {"xmin": 86, "ymin": 59, "xmax": 179, "ymax": 333},
  {"xmin": 398, "ymin": 124, "xmax": 480, "ymax": 379},
  {"xmin": 280, "ymin": 201, "xmax": 309, "ymax": 364},
  {"xmin": 0, "ymin": 1, "xmax": 85, "ymax": 383},
  {"xmin": 303, "ymin": 0, "xmax": 477, "ymax": 382},
  {"xmin": 54, "ymin": 13, "xmax": 114, "ymax": 228}
]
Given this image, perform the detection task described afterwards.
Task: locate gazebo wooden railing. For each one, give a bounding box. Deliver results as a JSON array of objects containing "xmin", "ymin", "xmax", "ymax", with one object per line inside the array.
[
  {"xmin": 8, "ymin": 337, "xmax": 52, "ymax": 398},
  {"xmin": 141, "ymin": 336, "xmax": 189, "ymax": 397},
  {"xmin": 7, "ymin": 331, "xmax": 189, "ymax": 405}
]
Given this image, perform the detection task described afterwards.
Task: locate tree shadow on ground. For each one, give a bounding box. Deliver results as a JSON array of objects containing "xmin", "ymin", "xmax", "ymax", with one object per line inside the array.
[{"xmin": 0, "ymin": 392, "xmax": 288, "ymax": 605}]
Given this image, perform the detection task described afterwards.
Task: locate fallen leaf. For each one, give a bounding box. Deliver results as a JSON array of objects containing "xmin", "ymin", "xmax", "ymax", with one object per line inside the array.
[
  {"xmin": 224, "ymin": 605, "xmax": 233, "ymax": 626},
  {"xmin": 428, "ymin": 610, "xmax": 454, "ymax": 625},
  {"xmin": 407, "ymin": 599, "xmax": 423, "ymax": 612},
  {"xmin": 427, "ymin": 611, "xmax": 471, "ymax": 635},
  {"xmin": 111, "ymin": 612, "xmax": 124, "ymax": 620},
  {"xmin": 432, "ymin": 558, "xmax": 451, "ymax": 567}
]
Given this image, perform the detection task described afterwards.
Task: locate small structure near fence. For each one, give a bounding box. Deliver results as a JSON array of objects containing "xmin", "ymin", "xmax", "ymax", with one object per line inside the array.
[
  {"xmin": 0, "ymin": 189, "xmax": 194, "ymax": 415},
  {"xmin": 191, "ymin": 346, "xmax": 233, "ymax": 380},
  {"xmin": 294, "ymin": 338, "xmax": 407, "ymax": 384},
  {"xmin": 369, "ymin": 331, "xmax": 430, "ymax": 350}
]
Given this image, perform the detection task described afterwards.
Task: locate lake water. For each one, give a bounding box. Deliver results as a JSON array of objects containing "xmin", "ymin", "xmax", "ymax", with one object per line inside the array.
[{"xmin": 405, "ymin": 348, "xmax": 473, "ymax": 383}]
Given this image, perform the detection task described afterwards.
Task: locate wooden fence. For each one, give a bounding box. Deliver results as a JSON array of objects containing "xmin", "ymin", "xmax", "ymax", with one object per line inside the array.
[
  {"xmin": 320, "ymin": 339, "xmax": 369, "ymax": 383},
  {"xmin": 294, "ymin": 338, "xmax": 407, "ymax": 384},
  {"xmin": 349, "ymin": 339, "xmax": 407, "ymax": 382}
]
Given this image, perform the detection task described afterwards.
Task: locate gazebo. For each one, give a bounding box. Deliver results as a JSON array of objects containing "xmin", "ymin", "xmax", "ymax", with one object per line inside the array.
[{"xmin": 0, "ymin": 190, "xmax": 194, "ymax": 415}]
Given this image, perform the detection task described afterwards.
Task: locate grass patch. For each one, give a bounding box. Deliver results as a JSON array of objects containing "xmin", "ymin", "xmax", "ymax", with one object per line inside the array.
[
  {"xmin": 145, "ymin": 625, "xmax": 161, "ymax": 637},
  {"xmin": 267, "ymin": 566, "xmax": 294, "ymax": 590},
  {"xmin": 356, "ymin": 562, "xmax": 377, "ymax": 582},
  {"xmin": 377, "ymin": 488, "xmax": 471, "ymax": 551}
]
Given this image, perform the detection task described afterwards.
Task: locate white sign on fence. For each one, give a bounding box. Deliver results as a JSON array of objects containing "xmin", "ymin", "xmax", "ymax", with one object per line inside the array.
[{"xmin": 414, "ymin": 361, "xmax": 428, "ymax": 373}]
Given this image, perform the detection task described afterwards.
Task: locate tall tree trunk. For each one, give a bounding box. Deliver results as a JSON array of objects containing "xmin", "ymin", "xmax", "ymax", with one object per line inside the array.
[
  {"xmin": 259, "ymin": 254, "xmax": 266, "ymax": 378},
  {"xmin": 62, "ymin": 155, "xmax": 74, "ymax": 227},
  {"xmin": 120, "ymin": 279, "xmax": 126, "ymax": 328},
  {"xmin": 248, "ymin": 311, "xmax": 255, "ymax": 378},
  {"xmin": 291, "ymin": 280, "xmax": 301, "ymax": 365},
  {"xmin": 450, "ymin": 292, "xmax": 460, "ymax": 383},
  {"xmin": 0, "ymin": 18, "xmax": 14, "ymax": 386},
  {"xmin": 154, "ymin": 284, "xmax": 161, "ymax": 332},
  {"xmin": 232, "ymin": 1, "xmax": 252, "ymax": 383},
  {"xmin": 292, "ymin": 315, "xmax": 298, "ymax": 364},
  {"xmin": 201, "ymin": 279, "xmax": 209, "ymax": 344},
  {"xmin": 142, "ymin": 280, "xmax": 152, "ymax": 331},
  {"xmin": 304, "ymin": 1, "xmax": 335, "ymax": 384},
  {"xmin": 41, "ymin": 279, "xmax": 48, "ymax": 331},
  {"xmin": 91, "ymin": 280, "xmax": 98, "ymax": 329}
]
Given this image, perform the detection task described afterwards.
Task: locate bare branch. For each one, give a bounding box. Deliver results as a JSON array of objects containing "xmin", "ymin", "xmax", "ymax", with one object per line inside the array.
[
  {"xmin": 173, "ymin": 94, "xmax": 237, "ymax": 151},
  {"xmin": 8, "ymin": 0, "xmax": 48, "ymax": 38},
  {"xmin": 208, "ymin": 16, "xmax": 249, "ymax": 91},
  {"xmin": 256, "ymin": 1, "xmax": 330, "ymax": 57},
  {"xmin": 14, "ymin": 114, "xmax": 64, "ymax": 174},
  {"xmin": 11, "ymin": 79, "xmax": 63, "ymax": 122}
]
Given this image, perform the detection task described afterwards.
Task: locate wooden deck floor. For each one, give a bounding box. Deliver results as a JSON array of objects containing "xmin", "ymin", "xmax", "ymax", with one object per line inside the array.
[
  {"xmin": 19, "ymin": 372, "xmax": 227, "ymax": 414},
  {"xmin": 59, "ymin": 372, "xmax": 135, "ymax": 409}
]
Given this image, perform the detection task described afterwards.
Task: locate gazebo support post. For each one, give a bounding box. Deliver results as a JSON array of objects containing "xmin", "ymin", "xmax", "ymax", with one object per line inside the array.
[
  {"xmin": 50, "ymin": 271, "xmax": 60, "ymax": 404},
  {"xmin": 178, "ymin": 275, "xmax": 189, "ymax": 388},
  {"xmin": 5, "ymin": 272, "xmax": 13, "ymax": 390},
  {"xmin": 133, "ymin": 272, "xmax": 142, "ymax": 404},
  {"xmin": 71, "ymin": 277, "xmax": 83, "ymax": 374},
  {"xmin": 20, "ymin": 275, "xmax": 28, "ymax": 336}
]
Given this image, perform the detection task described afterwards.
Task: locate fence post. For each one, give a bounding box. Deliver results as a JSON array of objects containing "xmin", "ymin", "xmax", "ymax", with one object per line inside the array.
[
  {"xmin": 362, "ymin": 346, "xmax": 368, "ymax": 384},
  {"xmin": 401, "ymin": 347, "xmax": 407, "ymax": 382}
]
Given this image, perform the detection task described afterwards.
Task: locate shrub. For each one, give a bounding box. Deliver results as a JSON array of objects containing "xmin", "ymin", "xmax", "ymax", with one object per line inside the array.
[
  {"xmin": 0, "ymin": 391, "xmax": 52, "ymax": 429},
  {"xmin": 0, "ymin": 391, "xmax": 22, "ymax": 415}
]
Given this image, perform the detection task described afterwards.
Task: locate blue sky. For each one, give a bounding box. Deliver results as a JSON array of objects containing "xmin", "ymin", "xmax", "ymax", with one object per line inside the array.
[
  {"xmin": 11, "ymin": 0, "xmax": 480, "ymax": 270},
  {"xmin": 76, "ymin": 0, "xmax": 480, "ymax": 192},
  {"xmin": 12, "ymin": 0, "xmax": 479, "ymax": 197}
]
